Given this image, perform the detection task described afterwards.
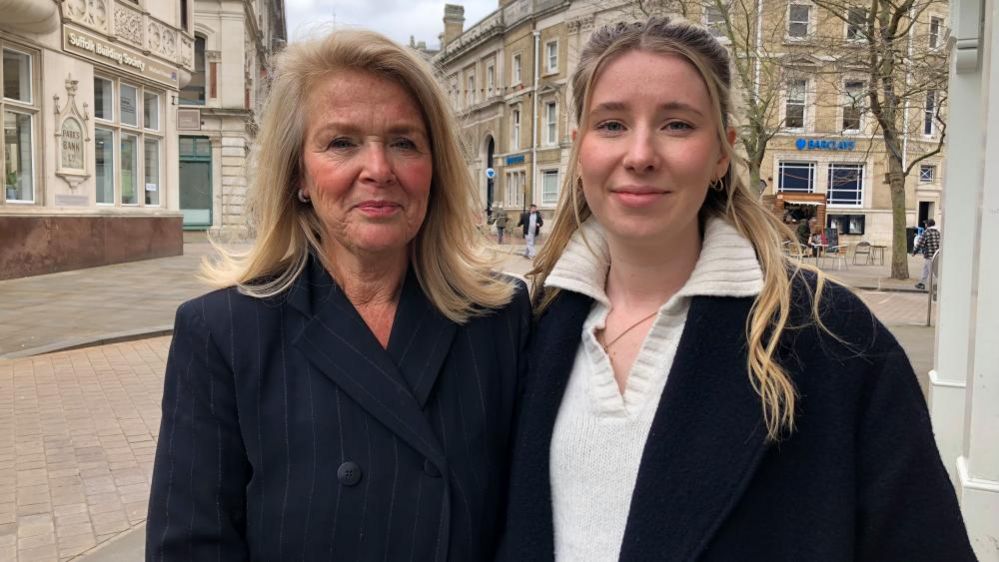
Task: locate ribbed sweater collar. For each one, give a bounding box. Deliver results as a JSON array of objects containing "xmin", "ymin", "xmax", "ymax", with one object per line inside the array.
[{"xmin": 545, "ymin": 217, "xmax": 764, "ymax": 306}]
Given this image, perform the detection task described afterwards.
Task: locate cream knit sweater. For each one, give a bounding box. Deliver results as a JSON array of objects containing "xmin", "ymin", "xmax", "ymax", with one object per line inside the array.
[{"xmin": 545, "ymin": 217, "xmax": 764, "ymax": 562}]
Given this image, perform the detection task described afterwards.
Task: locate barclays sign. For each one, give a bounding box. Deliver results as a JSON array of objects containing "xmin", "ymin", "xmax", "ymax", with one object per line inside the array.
[{"xmin": 795, "ymin": 138, "xmax": 857, "ymax": 151}]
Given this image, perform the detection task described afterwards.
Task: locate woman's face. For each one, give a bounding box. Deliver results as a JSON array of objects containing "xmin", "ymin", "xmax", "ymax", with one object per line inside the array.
[
  {"xmin": 578, "ymin": 50, "xmax": 732, "ymax": 247},
  {"xmin": 300, "ymin": 70, "xmax": 433, "ymax": 260}
]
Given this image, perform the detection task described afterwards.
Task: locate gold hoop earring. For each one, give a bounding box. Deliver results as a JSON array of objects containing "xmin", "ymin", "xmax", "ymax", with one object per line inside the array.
[{"xmin": 297, "ymin": 189, "xmax": 311, "ymax": 203}]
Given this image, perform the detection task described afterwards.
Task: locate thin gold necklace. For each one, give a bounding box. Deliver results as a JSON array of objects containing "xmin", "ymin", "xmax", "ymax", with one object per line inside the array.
[{"xmin": 600, "ymin": 309, "xmax": 659, "ymax": 350}]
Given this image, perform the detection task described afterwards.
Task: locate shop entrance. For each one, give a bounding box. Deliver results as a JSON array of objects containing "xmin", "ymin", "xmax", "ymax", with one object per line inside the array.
[{"xmin": 179, "ymin": 136, "xmax": 212, "ymax": 229}]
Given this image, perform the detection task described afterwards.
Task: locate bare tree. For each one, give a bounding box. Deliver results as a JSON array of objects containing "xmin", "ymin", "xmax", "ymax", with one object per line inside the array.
[{"xmin": 808, "ymin": 0, "xmax": 949, "ymax": 278}]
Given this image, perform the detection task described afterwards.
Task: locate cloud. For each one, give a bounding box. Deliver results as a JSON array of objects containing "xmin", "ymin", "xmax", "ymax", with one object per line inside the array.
[{"xmin": 285, "ymin": 0, "xmax": 497, "ymax": 47}]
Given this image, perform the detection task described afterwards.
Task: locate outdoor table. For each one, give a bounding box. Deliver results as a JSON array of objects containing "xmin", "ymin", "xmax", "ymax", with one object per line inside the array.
[{"xmin": 870, "ymin": 244, "xmax": 887, "ymax": 265}]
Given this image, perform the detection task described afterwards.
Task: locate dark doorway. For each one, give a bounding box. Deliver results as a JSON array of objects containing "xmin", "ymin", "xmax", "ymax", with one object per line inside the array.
[
  {"xmin": 918, "ymin": 201, "xmax": 933, "ymax": 227},
  {"xmin": 179, "ymin": 136, "xmax": 213, "ymax": 229}
]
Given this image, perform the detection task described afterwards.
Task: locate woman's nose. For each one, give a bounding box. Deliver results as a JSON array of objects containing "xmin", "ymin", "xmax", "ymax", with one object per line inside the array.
[
  {"xmin": 359, "ymin": 144, "xmax": 396, "ymax": 185},
  {"xmin": 622, "ymin": 131, "xmax": 660, "ymax": 173}
]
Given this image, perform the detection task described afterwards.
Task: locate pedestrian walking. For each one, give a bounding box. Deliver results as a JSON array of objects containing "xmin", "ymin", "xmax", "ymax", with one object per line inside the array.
[
  {"xmin": 146, "ymin": 29, "xmax": 530, "ymax": 562},
  {"xmin": 491, "ymin": 204, "xmax": 509, "ymax": 244},
  {"xmin": 499, "ymin": 17, "xmax": 973, "ymax": 562},
  {"xmin": 518, "ymin": 204, "xmax": 543, "ymax": 258},
  {"xmin": 912, "ymin": 218, "xmax": 941, "ymax": 290}
]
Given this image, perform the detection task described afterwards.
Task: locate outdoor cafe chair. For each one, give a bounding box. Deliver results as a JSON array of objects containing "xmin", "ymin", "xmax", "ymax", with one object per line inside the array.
[
  {"xmin": 820, "ymin": 244, "xmax": 849, "ymax": 270},
  {"xmin": 853, "ymin": 241, "xmax": 873, "ymax": 265}
]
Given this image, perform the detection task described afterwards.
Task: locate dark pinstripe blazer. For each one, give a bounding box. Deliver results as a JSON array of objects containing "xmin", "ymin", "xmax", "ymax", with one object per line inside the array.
[{"xmin": 146, "ymin": 255, "xmax": 530, "ymax": 561}]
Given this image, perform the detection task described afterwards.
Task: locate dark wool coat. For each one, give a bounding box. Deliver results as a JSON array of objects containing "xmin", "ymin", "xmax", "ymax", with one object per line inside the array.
[
  {"xmin": 498, "ymin": 277, "xmax": 974, "ymax": 562},
  {"xmin": 146, "ymin": 256, "xmax": 530, "ymax": 561}
]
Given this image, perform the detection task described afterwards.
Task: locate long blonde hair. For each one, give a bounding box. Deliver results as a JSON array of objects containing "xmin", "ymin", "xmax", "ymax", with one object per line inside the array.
[
  {"xmin": 203, "ymin": 29, "xmax": 514, "ymax": 323},
  {"xmin": 530, "ymin": 19, "xmax": 828, "ymax": 440}
]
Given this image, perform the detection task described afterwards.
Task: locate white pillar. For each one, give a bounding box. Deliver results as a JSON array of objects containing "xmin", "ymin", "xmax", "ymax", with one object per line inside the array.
[
  {"xmin": 929, "ymin": 0, "xmax": 982, "ymax": 482},
  {"xmin": 934, "ymin": 0, "xmax": 999, "ymax": 557}
]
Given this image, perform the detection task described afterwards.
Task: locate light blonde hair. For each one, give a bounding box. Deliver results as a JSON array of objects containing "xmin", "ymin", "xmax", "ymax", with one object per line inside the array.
[
  {"xmin": 530, "ymin": 18, "xmax": 829, "ymax": 440},
  {"xmin": 203, "ymin": 29, "xmax": 514, "ymax": 323}
]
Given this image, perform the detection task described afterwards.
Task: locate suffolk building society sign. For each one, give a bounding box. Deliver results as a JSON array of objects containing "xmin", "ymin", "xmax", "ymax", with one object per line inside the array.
[
  {"xmin": 795, "ymin": 138, "xmax": 857, "ymax": 151},
  {"xmin": 63, "ymin": 26, "xmax": 179, "ymax": 89}
]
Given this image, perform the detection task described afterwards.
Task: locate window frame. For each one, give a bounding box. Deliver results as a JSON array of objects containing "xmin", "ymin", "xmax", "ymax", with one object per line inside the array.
[
  {"xmin": 783, "ymin": 79, "xmax": 807, "ymax": 130},
  {"xmin": 826, "ymin": 162, "xmax": 864, "ymax": 207},
  {"xmin": 704, "ymin": 1, "xmax": 729, "ymax": 40},
  {"xmin": 924, "ymin": 90, "xmax": 937, "ymax": 136},
  {"xmin": 786, "ymin": 3, "xmax": 813, "ymax": 40},
  {"xmin": 929, "ymin": 16, "xmax": 944, "ymax": 49},
  {"xmin": 841, "ymin": 79, "xmax": 866, "ymax": 133},
  {"xmin": 545, "ymin": 40, "xmax": 558, "ymax": 73},
  {"xmin": 541, "ymin": 168, "xmax": 559, "ymax": 207},
  {"xmin": 777, "ymin": 160, "xmax": 816, "ymax": 193},
  {"xmin": 1, "ymin": 44, "xmax": 40, "ymax": 205},
  {"xmin": 512, "ymin": 53, "xmax": 522, "ymax": 85},
  {"xmin": 466, "ymin": 73, "xmax": 475, "ymax": 107},
  {"xmin": 504, "ymin": 169, "xmax": 526, "ymax": 208},
  {"xmin": 919, "ymin": 164, "xmax": 937, "ymax": 183},
  {"xmin": 93, "ymin": 74, "xmax": 165, "ymax": 208},
  {"xmin": 486, "ymin": 64, "xmax": 495, "ymax": 97},
  {"xmin": 846, "ymin": 7, "xmax": 868, "ymax": 41},
  {"xmin": 511, "ymin": 107, "xmax": 521, "ymax": 150},
  {"xmin": 179, "ymin": 35, "xmax": 207, "ymax": 106},
  {"xmin": 544, "ymin": 100, "xmax": 558, "ymax": 146}
]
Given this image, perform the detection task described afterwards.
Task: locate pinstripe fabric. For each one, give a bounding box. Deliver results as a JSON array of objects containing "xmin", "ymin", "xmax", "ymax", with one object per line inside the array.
[{"xmin": 147, "ymin": 256, "xmax": 530, "ymax": 561}]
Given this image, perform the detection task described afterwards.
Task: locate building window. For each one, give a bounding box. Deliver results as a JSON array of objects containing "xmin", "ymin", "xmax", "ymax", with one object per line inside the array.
[
  {"xmin": 486, "ymin": 64, "xmax": 495, "ymax": 96},
  {"xmin": 94, "ymin": 75, "xmax": 164, "ymax": 207},
  {"xmin": 545, "ymin": 101, "xmax": 557, "ymax": 145},
  {"xmin": 777, "ymin": 161, "xmax": 815, "ymax": 192},
  {"xmin": 512, "ymin": 54, "xmax": 522, "ymax": 84},
  {"xmin": 2, "ymin": 46, "xmax": 37, "ymax": 204},
  {"xmin": 929, "ymin": 16, "xmax": 943, "ymax": 48},
  {"xmin": 920, "ymin": 164, "xmax": 936, "ymax": 182},
  {"xmin": 846, "ymin": 7, "xmax": 867, "ymax": 40},
  {"xmin": 545, "ymin": 41, "xmax": 558, "ymax": 73},
  {"xmin": 827, "ymin": 214, "xmax": 865, "ymax": 235},
  {"xmin": 180, "ymin": 35, "xmax": 206, "ymax": 105},
  {"xmin": 788, "ymin": 4, "xmax": 811, "ymax": 38},
  {"xmin": 827, "ymin": 163, "xmax": 863, "ymax": 206},
  {"xmin": 705, "ymin": 3, "xmax": 726, "ymax": 37},
  {"xmin": 842, "ymin": 80, "xmax": 864, "ymax": 131},
  {"xmin": 541, "ymin": 169, "xmax": 559, "ymax": 206},
  {"xmin": 467, "ymin": 74, "xmax": 475, "ymax": 107},
  {"xmin": 505, "ymin": 170, "xmax": 525, "ymax": 207},
  {"xmin": 785, "ymin": 79, "xmax": 806, "ymax": 129},
  {"xmin": 511, "ymin": 108, "xmax": 520, "ymax": 150},
  {"xmin": 924, "ymin": 90, "xmax": 936, "ymax": 135}
]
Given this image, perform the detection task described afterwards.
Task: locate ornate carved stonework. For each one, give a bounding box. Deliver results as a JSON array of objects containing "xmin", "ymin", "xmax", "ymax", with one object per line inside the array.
[
  {"xmin": 180, "ymin": 36, "xmax": 194, "ymax": 70},
  {"xmin": 53, "ymin": 76, "xmax": 91, "ymax": 189},
  {"xmin": 65, "ymin": 0, "xmax": 108, "ymax": 31},
  {"xmin": 147, "ymin": 20, "xmax": 177, "ymax": 59},
  {"xmin": 114, "ymin": 2, "xmax": 143, "ymax": 47}
]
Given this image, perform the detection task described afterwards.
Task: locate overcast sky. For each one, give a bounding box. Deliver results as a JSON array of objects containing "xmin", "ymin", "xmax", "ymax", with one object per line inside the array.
[{"xmin": 284, "ymin": 0, "xmax": 499, "ymax": 48}]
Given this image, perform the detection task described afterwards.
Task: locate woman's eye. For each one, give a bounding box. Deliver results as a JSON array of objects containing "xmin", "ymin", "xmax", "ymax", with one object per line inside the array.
[
  {"xmin": 665, "ymin": 121, "xmax": 693, "ymax": 132},
  {"xmin": 327, "ymin": 137, "xmax": 355, "ymax": 149},
  {"xmin": 392, "ymin": 138, "xmax": 418, "ymax": 150},
  {"xmin": 595, "ymin": 121, "xmax": 625, "ymax": 133}
]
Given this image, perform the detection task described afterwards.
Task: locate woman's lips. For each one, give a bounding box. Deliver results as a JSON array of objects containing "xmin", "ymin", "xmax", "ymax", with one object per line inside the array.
[
  {"xmin": 356, "ymin": 200, "xmax": 402, "ymax": 217},
  {"xmin": 611, "ymin": 188, "xmax": 669, "ymax": 208}
]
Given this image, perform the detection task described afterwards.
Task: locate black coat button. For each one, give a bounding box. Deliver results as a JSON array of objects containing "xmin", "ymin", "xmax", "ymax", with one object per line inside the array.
[
  {"xmin": 423, "ymin": 459, "xmax": 441, "ymax": 478},
  {"xmin": 337, "ymin": 461, "xmax": 362, "ymax": 486}
]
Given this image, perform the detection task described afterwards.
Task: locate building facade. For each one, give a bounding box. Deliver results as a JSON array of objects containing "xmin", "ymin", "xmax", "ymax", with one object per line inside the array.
[
  {"xmin": 436, "ymin": 0, "xmax": 948, "ymax": 245},
  {"xmin": 177, "ymin": 0, "xmax": 285, "ymax": 236},
  {"xmin": 0, "ymin": 0, "xmax": 285, "ymax": 280},
  {"xmin": 1, "ymin": 0, "xmax": 194, "ymax": 279}
]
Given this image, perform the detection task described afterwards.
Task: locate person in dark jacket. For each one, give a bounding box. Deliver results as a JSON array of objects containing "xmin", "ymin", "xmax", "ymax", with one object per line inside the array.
[
  {"xmin": 518, "ymin": 204, "xmax": 544, "ymax": 258},
  {"xmin": 146, "ymin": 29, "xmax": 529, "ymax": 562},
  {"xmin": 500, "ymin": 18, "xmax": 974, "ymax": 562}
]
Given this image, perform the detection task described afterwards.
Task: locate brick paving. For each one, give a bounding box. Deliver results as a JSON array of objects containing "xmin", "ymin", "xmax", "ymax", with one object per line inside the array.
[
  {"xmin": 0, "ymin": 338, "xmax": 169, "ymax": 561},
  {"xmin": 0, "ymin": 240, "xmax": 936, "ymax": 561}
]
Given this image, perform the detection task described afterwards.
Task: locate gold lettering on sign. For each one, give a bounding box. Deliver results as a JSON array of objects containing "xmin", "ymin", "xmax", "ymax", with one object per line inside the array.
[{"xmin": 61, "ymin": 118, "xmax": 85, "ymax": 170}]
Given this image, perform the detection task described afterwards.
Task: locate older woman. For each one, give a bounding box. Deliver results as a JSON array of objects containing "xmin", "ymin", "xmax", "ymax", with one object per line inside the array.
[
  {"xmin": 499, "ymin": 18, "xmax": 973, "ymax": 561},
  {"xmin": 146, "ymin": 30, "xmax": 529, "ymax": 561}
]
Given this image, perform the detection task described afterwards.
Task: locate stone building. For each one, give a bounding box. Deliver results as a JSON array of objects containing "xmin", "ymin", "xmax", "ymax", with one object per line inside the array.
[
  {"xmin": 435, "ymin": 0, "xmax": 948, "ymax": 245},
  {"xmin": 0, "ymin": 0, "xmax": 285, "ymax": 280},
  {"xmin": 177, "ymin": 0, "xmax": 286, "ymax": 236},
  {"xmin": 1, "ymin": 0, "xmax": 193, "ymax": 279}
]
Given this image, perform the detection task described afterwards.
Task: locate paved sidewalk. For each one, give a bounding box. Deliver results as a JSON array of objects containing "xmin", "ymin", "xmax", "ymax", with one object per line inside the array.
[{"xmin": 0, "ymin": 238, "xmax": 936, "ymax": 561}]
